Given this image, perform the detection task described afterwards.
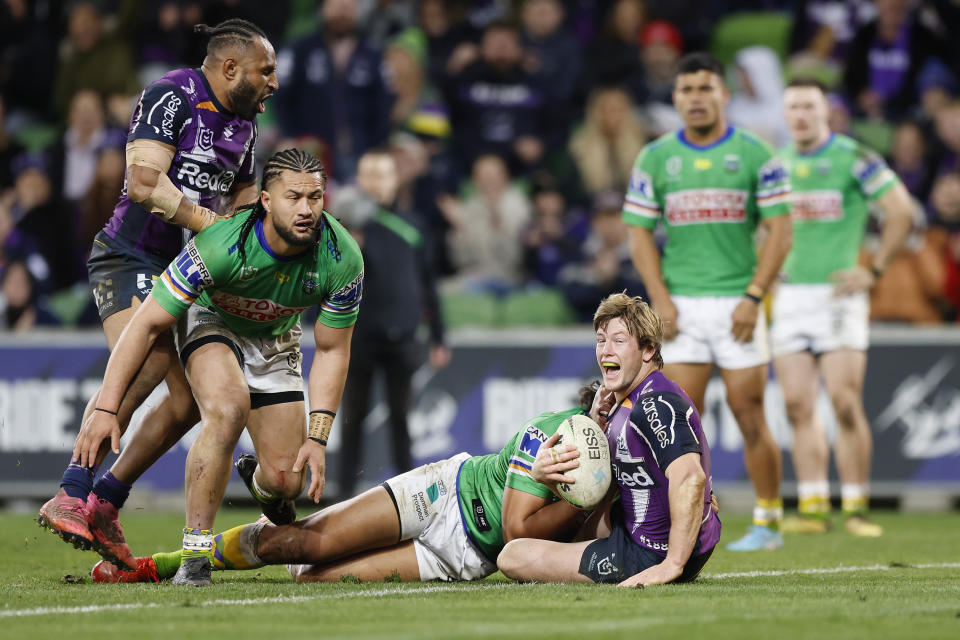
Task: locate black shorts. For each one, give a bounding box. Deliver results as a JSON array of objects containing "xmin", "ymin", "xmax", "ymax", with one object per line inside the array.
[
  {"xmin": 87, "ymin": 232, "xmax": 170, "ymax": 321},
  {"xmin": 578, "ymin": 519, "xmax": 714, "ymax": 584}
]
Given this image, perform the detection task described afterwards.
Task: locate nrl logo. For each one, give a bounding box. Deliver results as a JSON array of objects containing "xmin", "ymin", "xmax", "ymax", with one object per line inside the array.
[{"xmin": 223, "ymin": 125, "xmax": 235, "ymax": 140}]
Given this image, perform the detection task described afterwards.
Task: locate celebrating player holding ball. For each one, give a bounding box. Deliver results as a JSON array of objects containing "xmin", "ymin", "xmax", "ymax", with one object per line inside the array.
[{"xmin": 497, "ymin": 293, "xmax": 721, "ymax": 587}]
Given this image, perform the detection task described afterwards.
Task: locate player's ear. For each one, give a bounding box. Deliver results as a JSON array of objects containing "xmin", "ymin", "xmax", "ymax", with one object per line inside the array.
[
  {"xmin": 641, "ymin": 344, "xmax": 656, "ymax": 363},
  {"xmin": 261, "ymin": 190, "xmax": 271, "ymax": 213},
  {"xmin": 222, "ymin": 56, "xmax": 239, "ymax": 81}
]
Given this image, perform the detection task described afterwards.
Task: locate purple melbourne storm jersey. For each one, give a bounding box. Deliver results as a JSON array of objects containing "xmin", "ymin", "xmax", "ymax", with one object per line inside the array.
[
  {"xmin": 103, "ymin": 68, "xmax": 257, "ymax": 262},
  {"xmin": 605, "ymin": 370, "xmax": 721, "ymax": 558}
]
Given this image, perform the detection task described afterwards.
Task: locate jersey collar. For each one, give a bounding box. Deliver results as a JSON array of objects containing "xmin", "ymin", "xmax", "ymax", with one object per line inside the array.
[
  {"xmin": 255, "ymin": 218, "xmax": 300, "ymax": 262},
  {"xmin": 795, "ymin": 133, "xmax": 835, "ymax": 157},
  {"xmin": 677, "ymin": 125, "xmax": 734, "ymax": 151},
  {"xmin": 196, "ymin": 68, "xmax": 233, "ymax": 115}
]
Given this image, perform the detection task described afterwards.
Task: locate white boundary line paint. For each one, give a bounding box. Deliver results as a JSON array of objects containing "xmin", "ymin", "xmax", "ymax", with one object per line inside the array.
[{"xmin": 2, "ymin": 562, "xmax": 958, "ymax": 618}]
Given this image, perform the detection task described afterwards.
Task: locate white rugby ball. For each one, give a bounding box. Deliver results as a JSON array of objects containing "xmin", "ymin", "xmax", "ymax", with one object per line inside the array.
[{"xmin": 554, "ymin": 414, "xmax": 611, "ymax": 510}]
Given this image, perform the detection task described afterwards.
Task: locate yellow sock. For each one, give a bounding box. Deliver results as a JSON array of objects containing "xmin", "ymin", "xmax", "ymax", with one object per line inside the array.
[
  {"xmin": 753, "ymin": 497, "xmax": 783, "ymax": 529},
  {"xmin": 841, "ymin": 484, "xmax": 869, "ymax": 515},
  {"xmin": 212, "ymin": 522, "xmax": 267, "ymax": 570}
]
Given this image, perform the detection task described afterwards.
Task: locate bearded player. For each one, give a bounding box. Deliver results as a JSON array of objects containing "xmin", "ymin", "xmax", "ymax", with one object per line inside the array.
[
  {"xmin": 622, "ymin": 52, "xmax": 792, "ymax": 551},
  {"xmin": 38, "ymin": 19, "xmax": 278, "ymax": 570},
  {"xmin": 774, "ymin": 78, "xmax": 913, "ymax": 536}
]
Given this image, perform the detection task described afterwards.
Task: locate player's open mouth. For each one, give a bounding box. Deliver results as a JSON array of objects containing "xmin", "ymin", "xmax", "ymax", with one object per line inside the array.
[
  {"xmin": 258, "ymin": 93, "xmax": 273, "ymax": 113},
  {"xmin": 601, "ymin": 361, "xmax": 620, "ymax": 376}
]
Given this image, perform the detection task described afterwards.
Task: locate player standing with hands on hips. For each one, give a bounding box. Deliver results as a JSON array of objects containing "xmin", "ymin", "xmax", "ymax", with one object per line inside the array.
[{"xmin": 620, "ymin": 53, "xmax": 793, "ymax": 552}]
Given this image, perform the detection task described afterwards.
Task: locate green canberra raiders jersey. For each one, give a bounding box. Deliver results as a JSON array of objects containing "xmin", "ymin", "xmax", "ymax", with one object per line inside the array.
[
  {"xmin": 152, "ymin": 209, "xmax": 364, "ymax": 337},
  {"xmin": 622, "ymin": 126, "xmax": 791, "ymax": 296},
  {"xmin": 456, "ymin": 407, "xmax": 583, "ymax": 562},
  {"xmin": 779, "ymin": 133, "xmax": 900, "ymax": 283}
]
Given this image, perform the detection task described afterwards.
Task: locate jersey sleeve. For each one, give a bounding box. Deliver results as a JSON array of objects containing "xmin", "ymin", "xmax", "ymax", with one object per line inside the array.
[
  {"xmin": 753, "ymin": 142, "xmax": 792, "ymax": 219},
  {"xmin": 622, "ymin": 147, "xmax": 662, "ymax": 229},
  {"xmin": 628, "ymin": 392, "xmax": 702, "ymax": 472},
  {"xmin": 504, "ymin": 422, "xmax": 554, "ymax": 499},
  {"xmin": 128, "ymin": 82, "xmax": 191, "ymax": 146},
  {"xmin": 316, "ymin": 233, "xmax": 364, "ymax": 328},
  {"xmin": 236, "ymin": 123, "xmax": 258, "ymax": 184},
  {"xmin": 152, "ymin": 234, "xmax": 222, "ymax": 317},
  {"xmin": 852, "ymin": 143, "xmax": 899, "ymax": 201}
]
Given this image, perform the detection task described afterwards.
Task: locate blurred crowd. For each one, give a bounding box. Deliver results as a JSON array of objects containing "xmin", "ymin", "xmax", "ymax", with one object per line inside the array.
[{"xmin": 1, "ymin": 0, "xmax": 959, "ymax": 332}]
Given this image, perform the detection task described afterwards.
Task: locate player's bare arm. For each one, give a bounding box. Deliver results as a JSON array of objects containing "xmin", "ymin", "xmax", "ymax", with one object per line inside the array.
[
  {"xmin": 619, "ymin": 451, "xmax": 706, "ymax": 587},
  {"xmin": 293, "ymin": 321, "xmax": 354, "ymax": 503},
  {"xmin": 500, "ymin": 487, "xmax": 585, "ymax": 543},
  {"xmin": 73, "ymin": 296, "xmax": 180, "ymax": 467},
  {"xmin": 832, "ymin": 182, "xmax": 914, "ymax": 295},
  {"xmin": 226, "ymin": 180, "xmax": 259, "ymax": 213},
  {"xmin": 126, "ymin": 138, "xmax": 218, "ymax": 233},
  {"xmin": 732, "ymin": 214, "xmax": 793, "ymax": 343},
  {"xmin": 627, "ymin": 226, "xmax": 678, "ymax": 339}
]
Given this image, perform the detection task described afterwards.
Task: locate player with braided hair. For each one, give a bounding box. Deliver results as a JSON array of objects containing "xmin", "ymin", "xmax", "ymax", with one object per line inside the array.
[
  {"xmin": 38, "ymin": 17, "xmax": 278, "ymax": 571},
  {"xmin": 78, "ymin": 147, "xmax": 363, "ymax": 586}
]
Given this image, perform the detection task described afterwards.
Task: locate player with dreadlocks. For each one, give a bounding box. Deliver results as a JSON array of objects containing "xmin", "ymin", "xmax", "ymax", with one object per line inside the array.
[
  {"xmin": 77, "ymin": 148, "xmax": 364, "ymax": 586},
  {"xmin": 38, "ymin": 18, "xmax": 279, "ymax": 570}
]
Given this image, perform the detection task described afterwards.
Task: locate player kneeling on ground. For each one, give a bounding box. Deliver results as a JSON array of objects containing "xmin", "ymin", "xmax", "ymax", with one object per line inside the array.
[
  {"xmin": 497, "ymin": 293, "xmax": 721, "ymax": 587},
  {"xmin": 92, "ymin": 382, "xmax": 617, "ymax": 583}
]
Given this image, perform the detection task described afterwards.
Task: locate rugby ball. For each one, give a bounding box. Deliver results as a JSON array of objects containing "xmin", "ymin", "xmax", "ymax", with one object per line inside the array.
[{"xmin": 554, "ymin": 414, "xmax": 611, "ymax": 510}]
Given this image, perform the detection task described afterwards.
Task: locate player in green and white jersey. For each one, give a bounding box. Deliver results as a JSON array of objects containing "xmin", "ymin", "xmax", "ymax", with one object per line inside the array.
[
  {"xmin": 75, "ymin": 149, "xmax": 364, "ymax": 586},
  {"xmin": 622, "ymin": 53, "xmax": 794, "ymax": 552},
  {"xmin": 774, "ymin": 78, "xmax": 913, "ymax": 537},
  {"xmin": 90, "ymin": 383, "xmax": 615, "ymax": 584}
]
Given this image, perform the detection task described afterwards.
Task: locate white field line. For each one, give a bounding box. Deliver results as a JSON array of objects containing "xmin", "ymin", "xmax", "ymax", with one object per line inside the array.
[{"xmin": 2, "ymin": 562, "xmax": 958, "ymax": 618}]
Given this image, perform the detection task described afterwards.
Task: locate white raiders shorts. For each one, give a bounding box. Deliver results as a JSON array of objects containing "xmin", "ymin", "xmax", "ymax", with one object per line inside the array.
[
  {"xmin": 771, "ymin": 283, "xmax": 869, "ymax": 357},
  {"xmin": 175, "ymin": 305, "xmax": 305, "ymax": 407},
  {"xmin": 382, "ymin": 452, "xmax": 496, "ymax": 582},
  {"xmin": 661, "ymin": 295, "xmax": 770, "ymax": 370}
]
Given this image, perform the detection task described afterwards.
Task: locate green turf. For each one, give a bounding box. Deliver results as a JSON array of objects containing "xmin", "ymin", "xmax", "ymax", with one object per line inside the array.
[{"xmin": 2, "ymin": 509, "xmax": 958, "ymax": 639}]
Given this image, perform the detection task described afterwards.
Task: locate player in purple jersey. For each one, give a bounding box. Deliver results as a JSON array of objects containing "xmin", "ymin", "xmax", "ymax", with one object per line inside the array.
[
  {"xmin": 37, "ymin": 18, "xmax": 278, "ymax": 571},
  {"xmin": 498, "ymin": 293, "xmax": 720, "ymax": 586}
]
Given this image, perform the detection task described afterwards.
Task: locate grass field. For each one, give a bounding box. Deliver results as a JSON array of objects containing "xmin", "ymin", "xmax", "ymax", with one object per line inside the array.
[{"xmin": 1, "ymin": 508, "xmax": 958, "ymax": 639}]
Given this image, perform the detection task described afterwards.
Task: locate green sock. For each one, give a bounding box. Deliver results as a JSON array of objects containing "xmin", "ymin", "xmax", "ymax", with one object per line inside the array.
[{"xmin": 152, "ymin": 550, "xmax": 184, "ymax": 579}]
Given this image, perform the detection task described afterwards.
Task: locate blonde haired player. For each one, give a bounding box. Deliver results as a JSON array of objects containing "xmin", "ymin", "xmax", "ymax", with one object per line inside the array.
[{"xmin": 775, "ymin": 78, "xmax": 913, "ymax": 536}]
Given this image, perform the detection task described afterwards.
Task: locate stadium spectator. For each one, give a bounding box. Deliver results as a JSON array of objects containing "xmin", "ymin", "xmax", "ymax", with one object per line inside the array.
[
  {"xmin": 920, "ymin": 171, "xmax": 960, "ymax": 320},
  {"xmin": 77, "ymin": 133, "xmax": 126, "ymax": 259},
  {"xmin": 843, "ymin": 0, "xmax": 951, "ymax": 120},
  {"xmin": 932, "ymin": 100, "xmax": 960, "ymax": 176},
  {"xmin": 358, "ymin": 0, "xmax": 416, "ymax": 49},
  {"xmin": 522, "ymin": 172, "xmax": 587, "ymax": 286},
  {"xmin": 916, "ymin": 59, "xmax": 957, "ymax": 122},
  {"xmin": 336, "ymin": 148, "xmax": 449, "ymax": 499},
  {"xmin": 384, "ymin": 28, "xmax": 451, "ymax": 140},
  {"xmin": 417, "ymin": 0, "xmax": 479, "ymax": 85},
  {"xmin": 54, "ymin": 1, "xmax": 138, "ymax": 118},
  {"xmin": 586, "ymin": 0, "xmax": 648, "ymax": 105},
  {"xmin": 638, "ymin": 19, "xmax": 685, "ymax": 135},
  {"xmin": 273, "ymin": 0, "xmax": 393, "ymax": 181},
  {"xmin": 0, "ymin": 94, "xmax": 25, "ymax": 190},
  {"xmin": 0, "ymin": 189, "xmax": 51, "ymax": 294},
  {"xmin": 444, "ymin": 20, "xmax": 547, "ymax": 175},
  {"xmin": 890, "ymin": 121, "xmax": 935, "ymax": 204},
  {"xmin": 9, "ymin": 153, "xmax": 79, "ymax": 291},
  {"xmin": 827, "ymin": 91, "xmax": 855, "ymax": 136},
  {"xmin": 0, "ymin": 0, "xmax": 58, "ymax": 121},
  {"xmin": 788, "ymin": 0, "xmax": 876, "ymax": 69},
  {"xmin": 558, "ymin": 191, "xmax": 647, "ymax": 321},
  {"xmin": 49, "ymin": 90, "xmax": 112, "ymax": 206},
  {"xmin": 443, "ymin": 154, "xmax": 531, "ymax": 294},
  {"xmin": 570, "ymin": 87, "xmax": 647, "ymax": 198},
  {"xmin": 520, "ymin": 0, "xmax": 582, "ymax": 142},
  {"xmin": 0, "ymin": 260, "xmax": 59, "ymax": 331},
  {"xmin": 135, "ymin": 2, "xmax": 193, "ymax": 74},
  {"xmin": 727, "ymin": 46, "xmax": 790, "ymax": 147}
]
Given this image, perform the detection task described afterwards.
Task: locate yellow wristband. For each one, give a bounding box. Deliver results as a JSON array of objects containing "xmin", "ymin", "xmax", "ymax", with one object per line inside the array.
[
  {"xmin": 308, "ymin": 410, "xmax": 335, "ymax": 445},
  {"xmin": 745, "ymin": 283, "xmax": 765, "ymax": 299}
]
